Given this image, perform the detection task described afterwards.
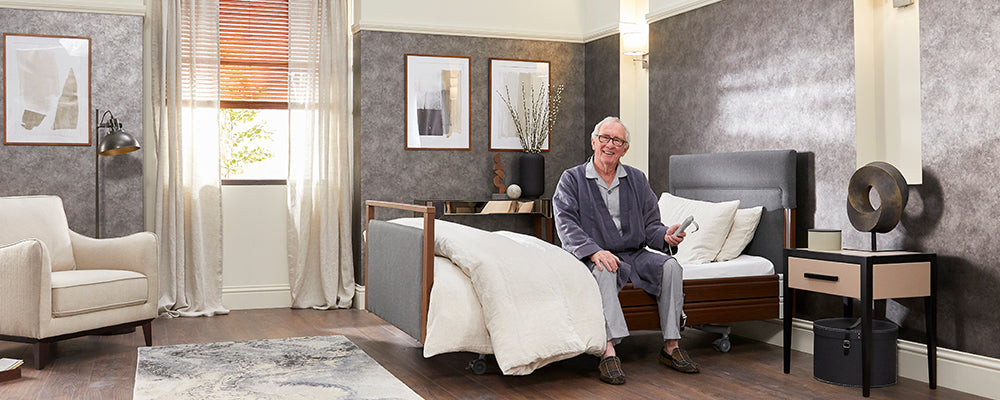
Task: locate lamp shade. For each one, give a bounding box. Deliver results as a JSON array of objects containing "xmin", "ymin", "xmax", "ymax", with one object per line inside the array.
[
  {"xmin": 98, "ymin": 129, "xmax": 140, "ymax": 156},
  {"xmin": 620, "ymin": 22, "xmax": 649, "ymax": 56}
]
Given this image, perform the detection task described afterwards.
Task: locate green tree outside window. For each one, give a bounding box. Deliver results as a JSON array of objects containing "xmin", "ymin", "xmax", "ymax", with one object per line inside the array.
[{"xmin": 220, "ymin": 108, "xmax": 276, "ymax": 179}]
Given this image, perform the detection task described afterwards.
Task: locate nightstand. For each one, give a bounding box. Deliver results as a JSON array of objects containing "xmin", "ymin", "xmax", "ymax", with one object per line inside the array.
[{"xmin": 782, "ymin": 248, "xmax": 937, "ymax": 397}]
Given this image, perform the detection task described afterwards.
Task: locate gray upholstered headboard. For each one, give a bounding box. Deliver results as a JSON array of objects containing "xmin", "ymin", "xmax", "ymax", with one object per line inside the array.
[{"xmin": 668, "ymin": 149, "xmax": 796, "ymax": 273}]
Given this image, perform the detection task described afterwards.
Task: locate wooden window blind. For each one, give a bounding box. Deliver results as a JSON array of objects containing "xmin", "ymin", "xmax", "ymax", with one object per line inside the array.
[{"xmin": 220, "ymin": 0, "xmax": 289, "ymax": 108}]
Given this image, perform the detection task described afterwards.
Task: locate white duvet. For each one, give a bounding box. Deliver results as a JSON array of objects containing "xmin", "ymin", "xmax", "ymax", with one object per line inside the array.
[{"xmin": 389, "ymin": 218, "xmax": 606, "ymax": 375}]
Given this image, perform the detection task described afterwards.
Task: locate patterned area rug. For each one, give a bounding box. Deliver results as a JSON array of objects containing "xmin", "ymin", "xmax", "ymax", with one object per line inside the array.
[{"xmin": 134, "ymin": 335, "xmax": 423, "ymax": 399}]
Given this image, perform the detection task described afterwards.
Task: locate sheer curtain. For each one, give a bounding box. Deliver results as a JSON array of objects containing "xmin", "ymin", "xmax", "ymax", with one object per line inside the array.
[
  {"xmin": 286, "ymin": 0, "xmax": 355, "ymax": 309},
  {"xmin": 148, "ymin": 0, "xmax": 229, "ymax": 317}
]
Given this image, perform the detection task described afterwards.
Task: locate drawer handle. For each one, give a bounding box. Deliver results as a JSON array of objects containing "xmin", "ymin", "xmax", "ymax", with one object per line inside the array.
[{"xmin": 803, "ymin": 272, "xmax": 839, "ymax": 282}]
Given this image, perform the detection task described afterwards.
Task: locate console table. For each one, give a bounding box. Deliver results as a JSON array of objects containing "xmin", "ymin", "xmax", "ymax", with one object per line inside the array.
[
  {"xmin": 415, "ymin": 199, "xmax": 554, "ymax": 243},
  {"xmin": 782, "ymin": 248, "xmax": 937, "ymax": 397}
]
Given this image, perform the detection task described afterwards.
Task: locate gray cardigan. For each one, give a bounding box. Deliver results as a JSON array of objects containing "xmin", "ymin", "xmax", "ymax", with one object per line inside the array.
[{"xmin": 553, "ymin": 161, "xmax": 673, "ymax": 295}]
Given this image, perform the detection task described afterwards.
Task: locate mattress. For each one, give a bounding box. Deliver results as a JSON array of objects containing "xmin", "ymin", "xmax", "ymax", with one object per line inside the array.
[{"xmin": 681, "ymin": 254, "xmax": 775, "ymax": 280}]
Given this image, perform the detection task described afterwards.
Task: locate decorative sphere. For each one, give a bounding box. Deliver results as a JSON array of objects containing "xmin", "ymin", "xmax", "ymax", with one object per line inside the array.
[{"xmin": 506, "ymin": 184, "xmax": 522, "ymax": 199}]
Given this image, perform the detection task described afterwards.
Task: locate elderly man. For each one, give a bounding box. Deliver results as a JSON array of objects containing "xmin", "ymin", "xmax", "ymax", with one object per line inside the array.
[{"xmin": 553, "ymin": 116, "xmax": 699, "ymax": 385}]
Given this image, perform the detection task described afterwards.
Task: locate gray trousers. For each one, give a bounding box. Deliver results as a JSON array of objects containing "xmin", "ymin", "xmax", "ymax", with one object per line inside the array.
[{"xmin": 592, "ymin": 258, "xmax": 684, "ymax": 343}]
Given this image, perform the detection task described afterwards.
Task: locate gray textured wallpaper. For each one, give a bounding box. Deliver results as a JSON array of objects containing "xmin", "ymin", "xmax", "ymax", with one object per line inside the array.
[
  {"xmin": 647, "ymin": 0, "xmax": 861, "ymax": 337},
  {"xmin": 585, "ymin": 34, "xmax": 620, "ymax": 137},
  {"xmin": 649, "ymin": 0, "xmax": 855, "ymax": 246},
  {"xmin": 648, "ymin": 0, "xmax": 1000, "ymax": 360},
  {"xmin": 915, "ymin": 0, "xmax": 1000, "ymax": 358},
  {"xmin": 0, "ymin": 8, "xmax": 144, "ymax": 238},
  {"xmin": 355, "ymin": 30, "xmax": 590, "ymax": 278}
]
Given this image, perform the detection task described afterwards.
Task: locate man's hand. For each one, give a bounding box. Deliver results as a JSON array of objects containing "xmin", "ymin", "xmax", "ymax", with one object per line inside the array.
[
  {"xmin": 665, "ymin": 224, "xmax": 686, "ymax": 247},
  {"xmin": 589, "ymin": 250, "xmax": 621, "ymax": 273}
]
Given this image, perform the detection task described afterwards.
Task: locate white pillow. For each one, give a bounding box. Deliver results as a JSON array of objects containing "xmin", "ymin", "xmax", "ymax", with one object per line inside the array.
[
  {"xmin": 714, "ymin": 206, "xmax": 763, "ymax": 262},
  {"xmin": 657, "ymin": 193, "xmax": 739, "ymax": 264}
]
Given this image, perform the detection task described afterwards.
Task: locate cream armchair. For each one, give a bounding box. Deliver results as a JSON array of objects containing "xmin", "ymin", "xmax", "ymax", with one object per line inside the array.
[{"xmin": 0, "ymin": 195, "xmax": 157, "ymax": 369}]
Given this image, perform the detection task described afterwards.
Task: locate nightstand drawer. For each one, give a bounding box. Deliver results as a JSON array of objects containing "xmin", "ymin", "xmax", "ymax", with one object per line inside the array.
[{"xmin": 788, "ymin": 257, "xmax": 860, "ymax": 298}]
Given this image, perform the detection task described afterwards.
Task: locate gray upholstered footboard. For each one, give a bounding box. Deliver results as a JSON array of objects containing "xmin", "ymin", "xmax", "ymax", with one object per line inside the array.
[
  {"xmin": 364, "ymin": 200, "xmax": 436, "ymax": 343},
  {"xmin": 366, "ymin": 219, "xmax": 425, "ymax": 342}
]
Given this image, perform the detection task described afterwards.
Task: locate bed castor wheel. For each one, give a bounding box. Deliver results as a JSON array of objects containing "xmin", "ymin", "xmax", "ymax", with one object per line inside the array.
[
  {"xmin": 712, "ymin": 337, "xmax": 732, "ymax": 353},
  {"xmin": 469, "ymin": 355, "xmax": 488, "ymax": 375}
]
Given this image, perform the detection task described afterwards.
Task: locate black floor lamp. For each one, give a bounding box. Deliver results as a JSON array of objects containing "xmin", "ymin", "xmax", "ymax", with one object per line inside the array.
[{"xmin": 95, "ymin": 109, "xmax": 140, "ymax": 238}]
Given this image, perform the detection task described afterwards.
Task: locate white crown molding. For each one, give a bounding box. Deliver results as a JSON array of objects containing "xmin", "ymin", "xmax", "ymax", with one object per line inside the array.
[
  {"xmin": 582, "ymin": 24, "xmax": 620, "ymax": 43},
  {"xmin": 732, "ymin": 318, "xmax": 1000, "ymax": 399},
  {"xmin": 646, "ymin": 0, "xmax": 725, "ymax": 24},
  {"xmin": 353, "ymin": 21, "xmax": 587, "ymax": 43},
  {"xmin": 0, "ymin": 0, "xmax": 145, "ymax": 15}
]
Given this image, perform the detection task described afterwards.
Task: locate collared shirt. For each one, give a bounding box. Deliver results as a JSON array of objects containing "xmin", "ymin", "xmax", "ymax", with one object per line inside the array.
[{"xmin": 585, "ymin": 159, "xmax": 628, "ymax": 235}]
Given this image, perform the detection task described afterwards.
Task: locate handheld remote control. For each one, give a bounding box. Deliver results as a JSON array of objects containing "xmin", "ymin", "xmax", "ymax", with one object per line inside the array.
[{"xmin": 675, "ymin": 215, "xmax": 695, "ymax": 236}]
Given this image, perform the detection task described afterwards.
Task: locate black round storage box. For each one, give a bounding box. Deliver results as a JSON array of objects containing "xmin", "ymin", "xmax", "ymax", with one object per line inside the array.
[{"xmin": 813, "ymin": 318, "xmax": 899, "ymax": 388}]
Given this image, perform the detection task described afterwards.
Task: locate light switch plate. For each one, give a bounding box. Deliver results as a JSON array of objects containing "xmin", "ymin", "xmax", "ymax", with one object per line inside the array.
[{"xmin": 893, "ymin": 0, "xmax": 914, "ymax": 7}]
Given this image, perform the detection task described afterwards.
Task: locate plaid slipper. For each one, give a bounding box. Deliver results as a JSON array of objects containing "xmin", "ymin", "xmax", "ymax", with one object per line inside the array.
[
  {"xmin": 598, "ymin": 356, "xmax": 626, "ymax": 385},
  {"xmin": 659, "ymin": 347, "xmax": 700, "ymax": 373}
]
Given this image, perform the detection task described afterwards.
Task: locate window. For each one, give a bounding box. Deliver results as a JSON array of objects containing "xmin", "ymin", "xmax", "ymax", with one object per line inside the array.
[{"xmin": 219, "ymin": 0, "xmax": 289, "ymax": 182}]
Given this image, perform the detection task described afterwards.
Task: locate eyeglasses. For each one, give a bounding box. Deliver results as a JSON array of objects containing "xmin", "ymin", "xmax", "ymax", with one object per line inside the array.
[{"xmin": 596, "ymin": 134, "xmax": 628, "ymax": 147}]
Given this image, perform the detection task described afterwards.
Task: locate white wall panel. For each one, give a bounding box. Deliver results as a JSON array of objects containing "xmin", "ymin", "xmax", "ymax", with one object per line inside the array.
[
  {"xmin": 222, "ymin": 185, "xmax": 291, "ymax": 310},
  {"xmin": 584, "ymin": 0, "xmax": 620, "ymax": 40},
  {"xmin": 855, "ymin": 0, "xmax": 922, "ymax": 184}
]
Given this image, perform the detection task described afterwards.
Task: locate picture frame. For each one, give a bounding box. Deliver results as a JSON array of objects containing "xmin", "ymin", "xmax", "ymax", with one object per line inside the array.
[
  {"xmin": 3, "ymin": 33, "xmax": 91, "ymax": 146},
  {"xmin": 404, "ymin": 54, "xmax": 471, "ymax": 150},
  {"xmin": 489, "ymin": 58, "xmax": 550, "ymax": 151}
]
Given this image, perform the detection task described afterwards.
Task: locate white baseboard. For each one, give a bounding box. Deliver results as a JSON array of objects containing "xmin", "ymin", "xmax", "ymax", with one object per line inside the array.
[
  {"xmin": 353, "ymin": 285, "xmax": 366, "ymax": 310},
  {"xmin": 731, "ymin": 318, "xmax": 1000, "ymax": 399},
  {"xmin": 222, "ymin": 285, "xmax": 292, "ymax": 310}
]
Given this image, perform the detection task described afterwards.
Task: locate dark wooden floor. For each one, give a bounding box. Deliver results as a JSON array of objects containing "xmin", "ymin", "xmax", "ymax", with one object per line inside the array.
[{"xmin": 0, "ymin": 308, "xmax": 984, "ymax": 399}]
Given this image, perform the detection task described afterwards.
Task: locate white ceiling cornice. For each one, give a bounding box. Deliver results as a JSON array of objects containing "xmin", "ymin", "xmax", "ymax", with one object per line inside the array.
[
  {"xmin": 583, "ymin": 24, "xmax": 620, "ymax": 43},
  {"xmin": 646, "ymin": 0, "xmax": 724, "ymax": 24},
  {"xmin": 353, "ymin": 21, "xmax": 593, "ymax": 43}
]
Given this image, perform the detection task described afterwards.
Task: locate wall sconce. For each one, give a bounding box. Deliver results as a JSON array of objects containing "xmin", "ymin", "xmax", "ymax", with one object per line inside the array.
[
  {"xmin": 621, "ymin": 22, "xmax": 649, "ymax": 69},
  {"xmin": 95, "ymin": 109, "xmax": 140, "ymax": 238}
]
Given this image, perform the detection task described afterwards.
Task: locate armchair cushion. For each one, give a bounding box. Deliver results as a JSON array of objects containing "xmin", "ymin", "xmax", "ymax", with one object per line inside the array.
[
  {"xmin": 50, "ymin": 270, "xmax": 149, "ymax": 318},
  {"xmin": 0, "ymin": 196, "xmax": 76, "ymax": 272}
]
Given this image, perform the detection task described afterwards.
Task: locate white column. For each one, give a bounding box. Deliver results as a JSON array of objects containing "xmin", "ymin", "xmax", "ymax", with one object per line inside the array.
[
  {"xmin": 855, "ymin": 0, "xmax": 922, "ymax": 184},
  {"xmin": 619, "ymin": 0, "xmax": 650, "ymax": 174}
]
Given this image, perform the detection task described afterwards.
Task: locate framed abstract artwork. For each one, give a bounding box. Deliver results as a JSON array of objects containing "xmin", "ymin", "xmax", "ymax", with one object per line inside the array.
[
  {"xmin": 3, "ymin": 33, "xmax": 91, "ymax": 146},
  {"xmin": 404, "ymin": 54, "xmax": 471, "ymax": 150},
  {"xmin": 489, "ymin": 58, "xmax": 550, "ymax": 151}
]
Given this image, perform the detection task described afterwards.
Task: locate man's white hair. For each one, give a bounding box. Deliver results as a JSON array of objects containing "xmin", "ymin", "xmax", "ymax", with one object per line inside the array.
[{"xmin": 590, "ymin": 116, "xmax": 631, "ymax": 144}]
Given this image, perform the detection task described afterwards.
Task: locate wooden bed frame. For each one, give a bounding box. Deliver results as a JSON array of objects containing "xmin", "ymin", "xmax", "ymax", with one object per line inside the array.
[
  {"xmin": 618, "ymin": 231, "xmax": 792, "ymax": 330},
  {"xmin": 365, "ymin": 150, "xmax": 798, "ymax": 348}
]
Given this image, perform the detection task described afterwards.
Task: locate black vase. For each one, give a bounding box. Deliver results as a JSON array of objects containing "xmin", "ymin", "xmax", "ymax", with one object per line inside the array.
[{"xmin": 518, "ymin": 152, "xmax": 545, "ymax": 198}]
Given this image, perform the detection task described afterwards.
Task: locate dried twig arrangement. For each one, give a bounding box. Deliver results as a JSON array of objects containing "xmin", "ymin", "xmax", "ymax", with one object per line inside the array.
[{"xmin": 498, "ymin": 81, "xmax": 564, "ymax": 153}]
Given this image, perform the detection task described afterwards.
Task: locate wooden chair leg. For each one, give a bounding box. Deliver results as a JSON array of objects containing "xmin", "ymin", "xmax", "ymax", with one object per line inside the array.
[
  {"xmin": 33, "ymin": 342, "xmax": 52, "ymax": 370},
  {"xmin": 141, "ymin": 321, "xmax": 153, "ymax": 346}
]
